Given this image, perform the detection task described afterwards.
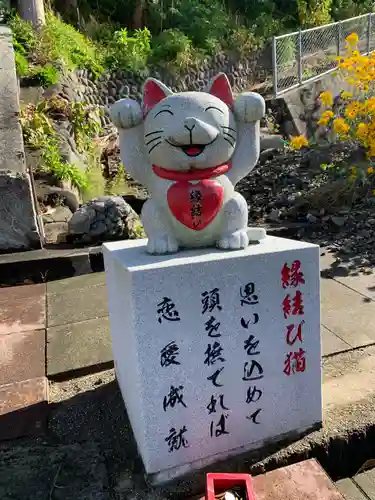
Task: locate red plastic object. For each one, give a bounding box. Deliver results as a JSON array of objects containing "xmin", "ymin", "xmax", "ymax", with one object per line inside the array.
[{"xmin": 206, "ymin": 473, "xmax": 256, "ymax": 500}]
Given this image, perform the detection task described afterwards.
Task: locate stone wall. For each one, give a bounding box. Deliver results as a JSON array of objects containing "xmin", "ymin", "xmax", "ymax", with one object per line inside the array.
[
  {"xmin": 0, "ymin": 25, "xmax": 41, "ymax": 251},
  {"xmin": 280, "ymin": 70, "xmax": 357, "ymax": 139},
  {"xmin": 74, "ymin": 46, "xmax": 273, "ymax": 128}
]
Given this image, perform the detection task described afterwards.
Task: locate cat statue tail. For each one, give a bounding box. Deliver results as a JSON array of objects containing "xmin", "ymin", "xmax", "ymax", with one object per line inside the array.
[{"xmin": 247, "ymin": 227, "xmax": 267, "ymax": 242}]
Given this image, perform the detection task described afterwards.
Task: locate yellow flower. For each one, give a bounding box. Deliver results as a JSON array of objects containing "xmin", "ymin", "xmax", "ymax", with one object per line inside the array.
[
  {"xmin": 367, "ymin": 167, "xmax": 374, "ymax": 174},
  {"xmin": 372, "ymin": 189, "xmax": 375, "ymax": 195},
  {"xmin": 346, "ymin": 32, "xmax": 359, "ymax": 46},
  {"xmin": 341, "ymin": 91, "xmax": 353, "ymax": 100},
  {"xmin": 318, "ymin": 110, "xmax": 334, "ymax": 126},
  {"xmin": 290, "ymin": 135, "xmax": 309, "ymax": 150},
  {"xmin": 356, "ymin": 122, "xmax": 369, "ymax": 140},
  {"xmin": 320, "ymin": 91, "xmax": 333, "ymax": 107},
  {"xmin": 333, "ymin": 117, "xmax": 350, "ymax": 135},
  {"xmin": 344, "ymin": 101, "xmax": 363, "ymax": 120},
  {"xmin": 318, "ymin": 118, "xmax": 329, "ymax": 126},
  {"xmin": 366, "ymin": 98, "xmax": 375, "ymax": 114}
]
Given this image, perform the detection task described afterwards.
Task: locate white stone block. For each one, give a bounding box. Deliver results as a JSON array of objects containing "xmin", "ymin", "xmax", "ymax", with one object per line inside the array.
[{"xmin": 103, "ymin": 236, "xmax": 322, "ymax": 480}]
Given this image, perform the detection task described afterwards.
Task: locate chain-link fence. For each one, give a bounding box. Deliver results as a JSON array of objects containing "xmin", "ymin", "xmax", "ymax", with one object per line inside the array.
[{"xmin": 272, "ymin": 13, "xmax": 375, "ymax": 97}]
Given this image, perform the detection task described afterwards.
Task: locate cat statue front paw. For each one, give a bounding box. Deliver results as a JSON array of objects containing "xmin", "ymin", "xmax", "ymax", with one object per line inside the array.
[
  {"xmin": 217, "ymin": 227, "xmax": 266, "ymax": 250},
  {"xmin": 147, "ymin": 235, "xmax": 179, "ymax": 255},
  {"xmin": 234, "ymin": 92, "xmax": 266, "ymax": 123},
  {"xmin": 109, "ymin": 99, "xmax": 143, "ymax": 129},
  {"xmin": 217, "ymin": 230, "xmax": 249, "ymax": 250}
]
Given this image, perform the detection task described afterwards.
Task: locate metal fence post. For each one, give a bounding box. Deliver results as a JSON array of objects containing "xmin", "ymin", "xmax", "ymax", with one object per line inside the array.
[
  {"xmin": 272, "ymin": 36, "xmax": 278, "ymax": 97},
  {"xmin": 337, "ymin": 20, "xmax": 342, "ymax": 56},
  {"xmin": 298, "ymin": 29, "xmax": 303, "ymax": 84},
  {"xmin": 368, "ymin": 13, "xmax": 372, "ymax": 54}
]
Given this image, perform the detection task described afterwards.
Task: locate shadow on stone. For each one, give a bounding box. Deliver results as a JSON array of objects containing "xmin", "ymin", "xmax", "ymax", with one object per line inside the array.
[
  {"xmin": 46, "ymin": 377, "xmax": 375, "ymax": 497},
  {"xmin": 0, "ymin": 400, "xmax": 47, "ymax": 442},
  {"xmin": 3, "ymin": 375, "xmax": 375, "ymax": 498}
]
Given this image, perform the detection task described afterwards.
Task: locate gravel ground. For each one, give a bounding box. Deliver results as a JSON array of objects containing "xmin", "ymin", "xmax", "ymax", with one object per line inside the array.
[{"xmin": 237, "ymin": 143, "xmax": 375, "ymax": 274}]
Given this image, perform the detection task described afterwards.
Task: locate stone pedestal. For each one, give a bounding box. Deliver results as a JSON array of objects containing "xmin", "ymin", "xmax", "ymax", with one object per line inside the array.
[{"xmin": 103, "ymin": 236, "xmax": 322, "ymax": 482}]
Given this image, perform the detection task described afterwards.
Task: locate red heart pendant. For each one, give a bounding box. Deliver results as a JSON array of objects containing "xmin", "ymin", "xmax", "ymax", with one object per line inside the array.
[{"xmin": 167, "ymin": 180, "xmax": 224, "ymax": 231}]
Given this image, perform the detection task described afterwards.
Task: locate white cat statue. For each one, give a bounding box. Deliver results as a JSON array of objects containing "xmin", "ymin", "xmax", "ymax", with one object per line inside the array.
[{"xmin": 110, "ymin": 72, "xmax": 266, "ymax": 255}]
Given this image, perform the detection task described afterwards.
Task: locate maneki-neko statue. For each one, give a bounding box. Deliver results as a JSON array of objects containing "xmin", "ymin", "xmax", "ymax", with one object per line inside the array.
[{"xmin": 110, "ymin": 73, "xmax": 266, "ymax": 254}]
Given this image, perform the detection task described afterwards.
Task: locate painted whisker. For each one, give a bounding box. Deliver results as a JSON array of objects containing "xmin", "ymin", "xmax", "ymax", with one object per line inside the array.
[
  {"xmin": 223, "ymin": 132, "xmax": 236, "ymax": 142},
  {"xmin": 223, "ymin": 137, "xmax": 235, "ymax": 147},
  {"xmin": 146, "ymin": 136, "xmax": 162, "ymax": 146},
  {"xmin": 145, "ymin": 130, "xmax": 164, "ymax": 137},
  {"xmin": 221, "ymin": 126, "xmax": 236, "ymax": 133},
  {"xmin": 148, "ymin": 141, "xmax": 162, "ymax": 154}
]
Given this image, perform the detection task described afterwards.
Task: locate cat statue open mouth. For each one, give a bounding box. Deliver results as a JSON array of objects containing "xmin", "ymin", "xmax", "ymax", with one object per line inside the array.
[{"xmin": 110, "ymin": 73, "xmax": 266, "ymax": 255}]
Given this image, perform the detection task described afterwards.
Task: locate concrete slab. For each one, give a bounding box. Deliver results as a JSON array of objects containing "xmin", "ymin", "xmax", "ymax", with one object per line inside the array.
[
  {"xmin": 321, "ymin": 278, "xmax": 375, "ymax": 348},
  {"xmin": 193, "ymin": 459, "xmax": 344, "ymax": 500},
  {"xmin": 353, "ymin": 469, "xmax": 375, "ymax": 499},
  {"xmin": 0, "ymin": 329, "xmax": 45, "ymax": 386},
  {"xmin": 47, "ymin": 271, "xmax": 105, "ymax": 294},
  {"xmin": 47, "ymin": 316, "xmax": 112, "ymax": 376},
  {"xmin": 334, "ymin": 272, "xmax": 375, "ymax": 302},
  {"xmin": 0, "ymin": 377, "xmax": 48, "ymax": 440},
  {"xmin": 321, "ymin": 326, "xmax": 351, "ymax": 357},
  {"xmin": 251, "ymin": 459, "xmax": 344, "ymax": 500},
  {"xmin": 0, "ymin": 442, "xmax": 109, "ymax": 499},
  {"xmin": 336, "ymin": 478, "xmax": 367, "ymax": 500},
  {"xmin": 0, "ymin": 284, "xmax": 46, "ymax": 335},
  {"xmin": 47, "ymin": 283, "xmax": 108, "ymax": 327}
]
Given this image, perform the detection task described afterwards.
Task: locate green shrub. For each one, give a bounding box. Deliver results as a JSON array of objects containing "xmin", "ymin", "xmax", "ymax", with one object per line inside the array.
[
  {"xmin": 225, "ymin": 27, "xmax": 259, "ymax": 56},
  {"xmin": 81, "ymin": 17, "xmax": 118, "ymax": 43},
  {"xmin": 68, "ymin": 101, "xmax": 102, "ymax": 153},
  {"xmin": 8, "ymin": 14, "xmax": 37, "ymax": 53},
  {"xmin": 151, "ymin": 29, "xmax": 202, "ymax": 70},
  {"xmin": 14, "ymin": 51, "xmax": 29, "ymax": 76},
  {"xmin": 31, "ymin": 63, "xmax": 60, "ymax": 87},
  {"xmin": 8, "ymin": 11, "xmax": 104, "ymax": 83},
  {"xmin": 152, "ymin": 29, "xmax": 191, "ymax": 61},
  {"xmin": 278, "ymin": 37, "xmax": 297, "ymax": 66},
  {"xmin": 331, "ymin": 0, "xmax": 372, "ymax": 20},
  {"xmin": 166, "ymin": 0, "xmax": 227, "ymax": 53},
  {"xmin": 19, "ymin": 99, "xmax": 102, "ymax": 192},
  {"xmin": 296, "ymin": 0, "xmax": 332, "ymax": 27},
  {"xmin": 40, "ymin": 12, "xmax": 104, "ymax": 76},
  {"xmin": 104, "ymin": 27, "xmax": 152, "ymax": 72},
  {"xmin": 40, "ymin": 143, "xmax": 88, "ymax": 191}
]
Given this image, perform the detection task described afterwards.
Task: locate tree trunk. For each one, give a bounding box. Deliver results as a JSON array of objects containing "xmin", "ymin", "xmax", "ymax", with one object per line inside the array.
[
  {"xmin": 18, "ymin": 0, "xmax": 46, "ymax": 28},
  {"xmin": 133, "ymin": 0, "xmax": 145, "ymax": 29}
]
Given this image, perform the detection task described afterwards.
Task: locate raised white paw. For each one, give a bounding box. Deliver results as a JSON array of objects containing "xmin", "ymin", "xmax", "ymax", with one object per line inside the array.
[
  {"xmin": 247, "ymin": 227, "xmax": 266, "ymax": 241},
  {"xmin": 109, "ymin": 99, "xmax": 143, "ymax": 129},
  {"xmin": 234, "ymin": 92, "xmax": 265, "ymax": 123},
  {"xmin": 147, "ymin": 235, "xmax": 179, "ymax": 255},
  {"xmin": 217, "ymin": 230, "xmax": 249, "ymax": 250}
]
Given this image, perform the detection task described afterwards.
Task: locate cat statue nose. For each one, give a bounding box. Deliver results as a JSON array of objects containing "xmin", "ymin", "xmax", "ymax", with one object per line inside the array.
[{"xmin": 183, "ymin": 117, "xmax": 218, "ymax": 142}]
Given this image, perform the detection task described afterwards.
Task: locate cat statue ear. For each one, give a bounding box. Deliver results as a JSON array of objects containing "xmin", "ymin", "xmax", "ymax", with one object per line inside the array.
[
  {"xmin": 206, "ymin": 73, "xmax": 234, "ymax": 111},
  {"xmin": 143, "ymin": 78, "xmax": 173, "ymax": 117}
]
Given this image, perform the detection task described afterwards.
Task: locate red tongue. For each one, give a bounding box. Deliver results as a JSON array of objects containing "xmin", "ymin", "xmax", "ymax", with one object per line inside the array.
[{"xmin": 186, "ymin": 147, "xmax": 202, "ymax": 156}]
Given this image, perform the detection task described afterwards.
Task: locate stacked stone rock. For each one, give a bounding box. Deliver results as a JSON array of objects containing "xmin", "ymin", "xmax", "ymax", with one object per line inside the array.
[
  {"xmin": 68, "ymin": 196, "xmax": 141, "ymax": 244},
  {"xmin": 75, "ymin": 47, "xmax": 272, "ymax": 130}
]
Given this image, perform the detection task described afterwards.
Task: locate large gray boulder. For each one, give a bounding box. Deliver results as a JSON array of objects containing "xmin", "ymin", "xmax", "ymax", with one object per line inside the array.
[{"xmin": 68, "ymin": 196, "xmax": 143, "ymax": 243}]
